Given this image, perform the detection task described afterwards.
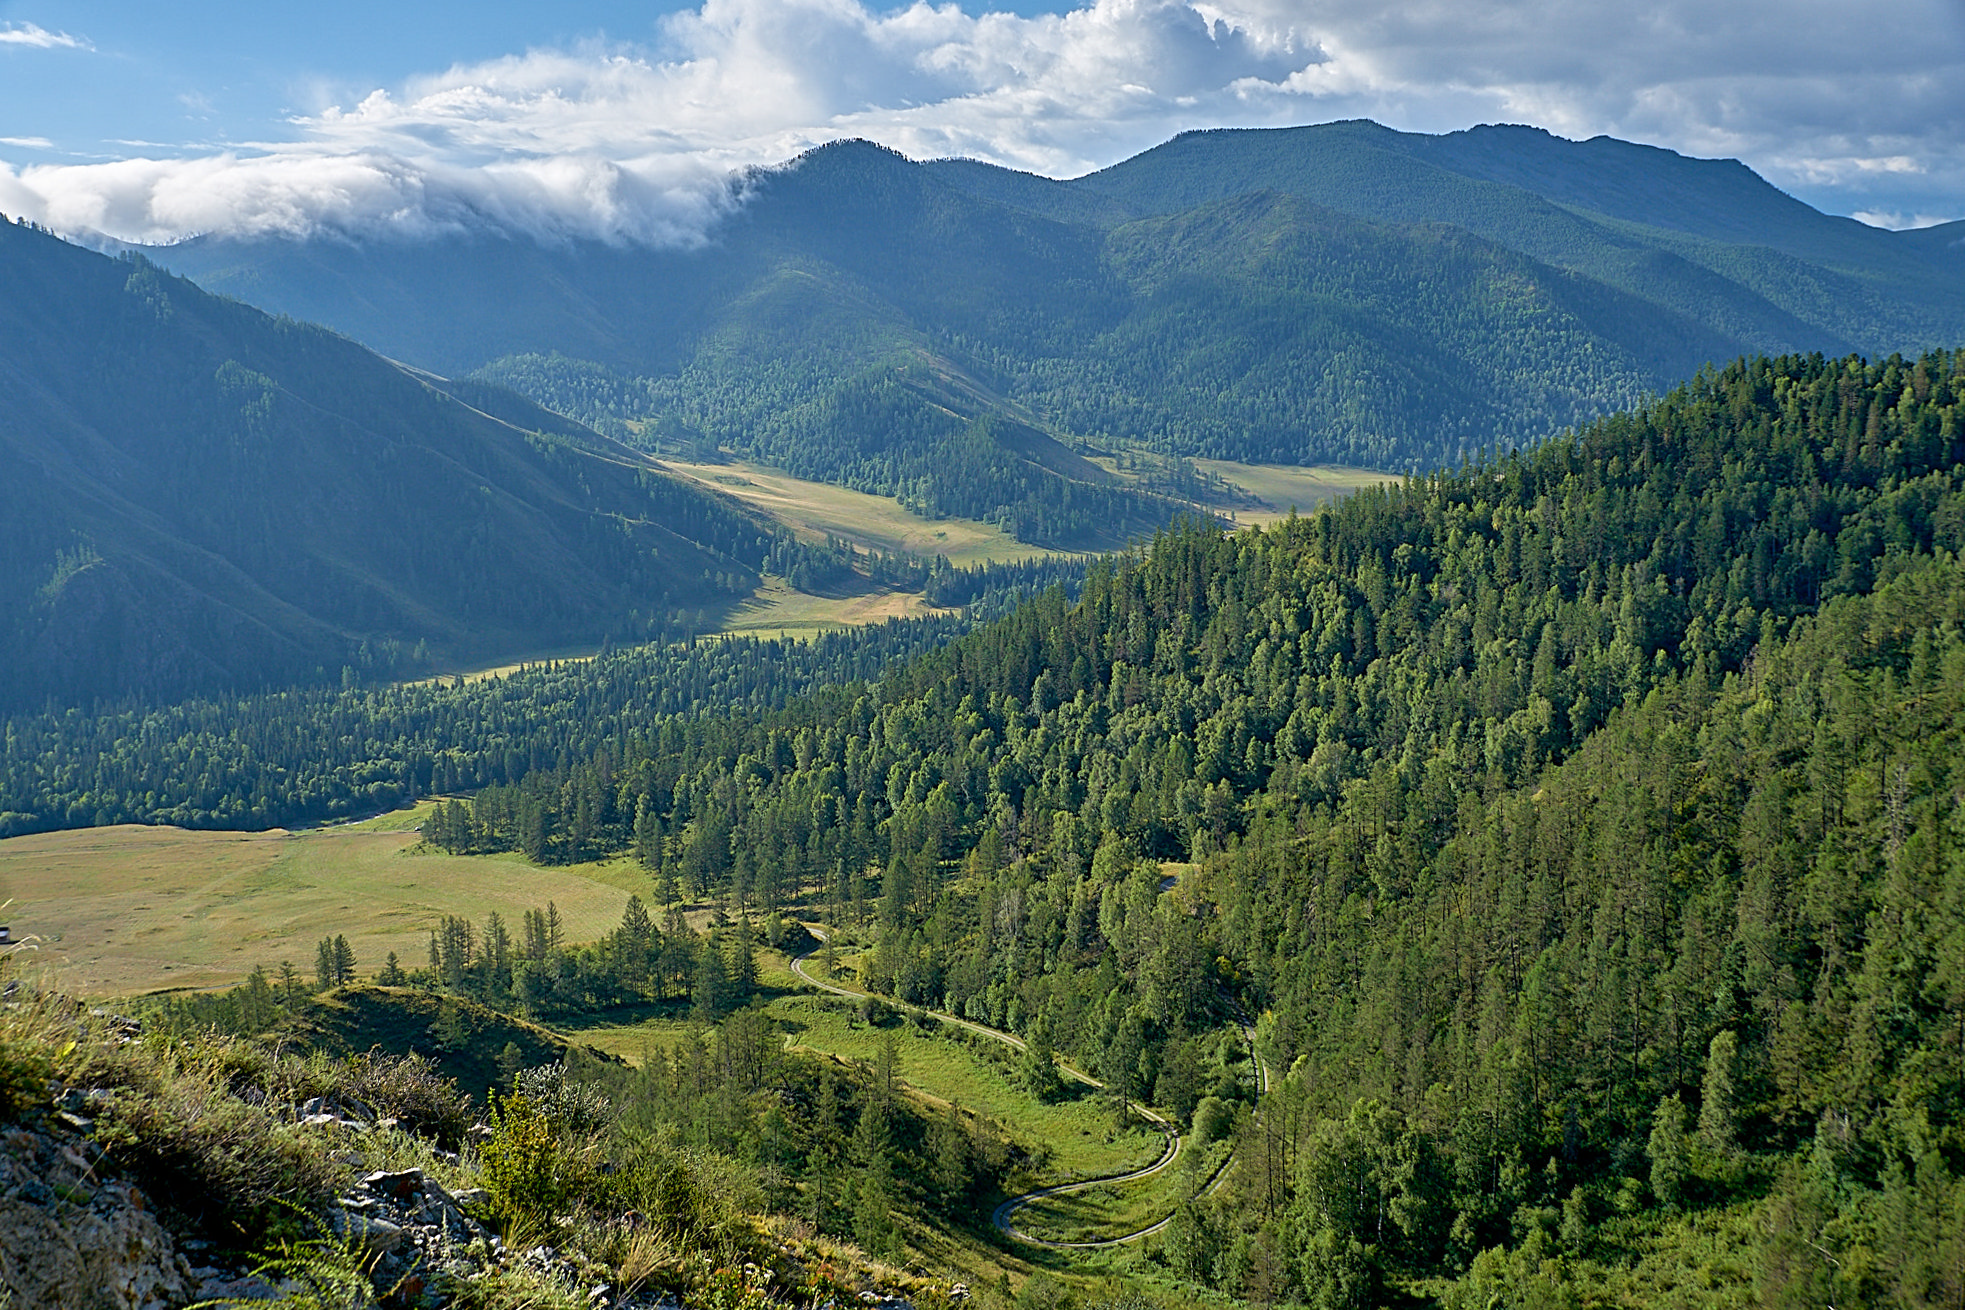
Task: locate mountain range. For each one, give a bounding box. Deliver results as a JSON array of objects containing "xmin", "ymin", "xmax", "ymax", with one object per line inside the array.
[{"xmin": 151, "ymin": 120, "xmax": 1965, "ymax": 543}]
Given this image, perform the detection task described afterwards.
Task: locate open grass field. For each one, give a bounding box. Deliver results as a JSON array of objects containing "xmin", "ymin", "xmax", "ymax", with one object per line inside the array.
[
  {"xmin": 1013, "ymin": 1140, "xmax": 1230, "ymax": 1245},
  {"xmin": 1191, "ymin": 459, "xmax": 1389, "ymax": 525},
  {"xmin": 558, "ymin": 985, "xmax": 1162, "ymax": 1188},
  {"xmin": 0, "ymin": 805, "xmax": 658, "ymax": 996},
  {"xmin": 660, "ymin": 458, "xmax": 1073, "ymax": 567},
  {"xmin": 710, "ymin": 575, "xmax": 950, "ymax": 638},
  {"xmin": 771, "ymin": 995, "xmax": 1161, "ymax": 1183}
]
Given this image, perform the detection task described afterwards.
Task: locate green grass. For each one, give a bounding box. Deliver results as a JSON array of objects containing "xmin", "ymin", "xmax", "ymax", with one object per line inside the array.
[
  {"xmin": 562, "ymin": 987, "xmax": 1162, "ymax": 1189},
  {"xmin": 302, "ymin": 984, "xmax": 581, "ymax": 1103},
  {"xmin": 771, "ymin": 996, "xmax": 1162, "ymax": 1184},
  {"xmin": 0, "ymin": 816, "xmax": 658, "ymax": 996},
  {"xmin": 662, "ymin": 457, "xmax": 1074, "ymax": 567},
  {"xmin": 1012, "ymin": 1140, "xmax": 1227, "ymax": 1245},
  {"xmin": 709, "ymin": 575, "xmax": 949, "ymax": 638},
  {"xmin": 1188, "ymin": 460, "xmax": 1388, "ymax": 525}
]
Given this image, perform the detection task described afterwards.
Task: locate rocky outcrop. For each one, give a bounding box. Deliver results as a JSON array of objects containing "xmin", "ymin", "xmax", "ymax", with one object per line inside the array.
[{"xmin": 0, "ymin": 1121, "xmax": 194, "ymax": 1310}]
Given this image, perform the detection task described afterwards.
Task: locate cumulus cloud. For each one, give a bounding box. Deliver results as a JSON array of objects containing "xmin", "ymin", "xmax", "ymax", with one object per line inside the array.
[
  {"xmin": 0, "ymin": 0, "xmax": 1959, "ymax": 246},
  {"xmin": 0, "ymin": 22, "xmax": 90, "ymax": 49}
]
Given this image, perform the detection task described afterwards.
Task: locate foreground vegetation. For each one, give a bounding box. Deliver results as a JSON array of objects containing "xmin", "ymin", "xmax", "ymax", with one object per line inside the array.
[
  {"xmin": 427, "ymin": 349, "xmax": 1965, "ymax": 1306},
  {"xmin": 7, "ymin": 349, "xmax": 1965, "ymax": 1305},
  {"xmin": 0, "ymin": 975, "xmax": 1032, "ymax": 1309}
]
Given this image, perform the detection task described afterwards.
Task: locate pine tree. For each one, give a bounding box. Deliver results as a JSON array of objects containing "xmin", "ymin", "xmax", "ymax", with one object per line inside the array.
[
  {"xmin": 695, "ymin": 929, "xmax": 728, "ymax": 1021},
  {"xmin": 1022, "ymin": 1020, "xmax": 1064, "ymax": 1103},
  {"xmin": 728, "ymin": 917, "xmax": 759, "ymax": 1000},
  {"xmin": 1648, "ymin": 1093, "xmax": 1691, "ymax": 1210},
  {"xmin": 1699, "ymin": 1030, "xmax": 1740, "ymax": 1160}
]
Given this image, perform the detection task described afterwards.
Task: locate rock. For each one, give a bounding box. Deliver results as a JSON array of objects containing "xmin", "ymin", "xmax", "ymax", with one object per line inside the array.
[
  {"xmin": 451, "ymin": 1187, "xmax": 490, "ymax": 1208},
  {"xmin": 0, "ymin": 1127, "xmax": 192, "ymax": 1310},
  {"xmin": 192, "ymin": 1271, "xmax": 289, "ymax": 1302},
  {"xmin": 330, "ymin": 1209, "xmax": 408, "ymax": 1255},
  {"xmin": 361, "ymin": 1168, "xmax": 427, "ymax": 1201}
]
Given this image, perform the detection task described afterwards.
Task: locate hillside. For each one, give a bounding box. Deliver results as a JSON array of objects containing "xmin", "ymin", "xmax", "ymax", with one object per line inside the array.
[
  {"xmin": 393, "ymin": 349, "xmax": 1965, "ymax": 1307},
  {"xmin": 149, "ymin": 126, "xmax": 1965, "ymax": 524},
  {"xmin": 0, "ymin": 217, "xmax": 795, "ymax": 711},
  {"xmin": 9, "ymin": 349, "xmax": 1965, "ymax": 1306}
]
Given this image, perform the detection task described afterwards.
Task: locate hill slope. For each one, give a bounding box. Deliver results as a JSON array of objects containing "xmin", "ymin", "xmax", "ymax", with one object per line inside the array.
[{"xmin": 0, "ymin": 218, "xmax": 782, "ymax": 711}]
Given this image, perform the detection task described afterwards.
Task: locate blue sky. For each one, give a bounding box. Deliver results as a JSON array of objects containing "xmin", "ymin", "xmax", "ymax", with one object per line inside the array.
[
  {"xmin": 3, "ymin": 0, "xmax": 1962, "ymax": 244},
  {"xmin": 0, "ymin": 2, "xmax": 718, "ymax": 152}
]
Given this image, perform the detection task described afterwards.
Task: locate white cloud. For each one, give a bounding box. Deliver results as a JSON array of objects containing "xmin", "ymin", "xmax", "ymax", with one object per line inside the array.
[
  {"xmin": 0, "ymin": 0, "xmax": 1959, "ymax": 246},
  {"xmin": 0, "ymin": 136, "xmax": 54, "ymax": 150},
  {"xmin": 0, "ymin": 22, "xmax": 90, "ymax": 50},
  {"xmin": 1853, "ymin": 210, "xmax": 1958, "ymax": 232}
]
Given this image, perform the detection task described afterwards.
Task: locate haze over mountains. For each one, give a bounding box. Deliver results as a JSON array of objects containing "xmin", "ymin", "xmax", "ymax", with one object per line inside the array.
[{"xmin": 157, "ymin": 121, "xmax": 1965, "ymax": 499}]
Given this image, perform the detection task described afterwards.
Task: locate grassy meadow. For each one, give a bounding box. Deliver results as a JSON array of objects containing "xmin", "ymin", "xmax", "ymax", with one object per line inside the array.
[
  {"xmin": 660, "ymin": 458, "xmax": 1072, "ymax": 566},
  {"xmin": 1186, "ymin": 460, "xmax": 1388, "ymax": 525},
  {"xmin": 710, "ymin": 575, "xmax": 949, "ymax": 638},
  {"xmin": 561, "ymin": 986, "xmax": 1162, "ymax": 1189},
  {"xmin": 1012, "ymin": 1139, "xmax": 1230, "ymax": 1245},
  {"xmin": 0, "ymin": 803, "xmax": 658, "ymax": 996},
  {"xmin": 421, "ymin": 456, "xmax": 1386, "ymax": 656}
]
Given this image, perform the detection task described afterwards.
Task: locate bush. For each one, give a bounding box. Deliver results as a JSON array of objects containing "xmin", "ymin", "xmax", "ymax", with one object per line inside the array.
[
  {"xmin": 1191, "ymin": 1095, "xmax": 1235, "ymax": 1147},
  {"xmin": 91, "ymin": 1049, "xmax": 339, "ymax": 1242},
  {"xmin": 511, "ymin": 1061, "xmax": 613, "ymax": 1136},
  {"xmin": 342, "ymin": 1050, "xmax": 472, "ymax": 1147},
  {"xmin": 478, "ymin": 1092, "xmax": 594, "ymax": 1239}
]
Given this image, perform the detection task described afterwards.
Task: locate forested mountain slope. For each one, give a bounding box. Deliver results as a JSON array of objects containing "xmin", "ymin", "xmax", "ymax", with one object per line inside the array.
[
  {"xmin": 1057, "ymin": 120, "xmax": 1965, "ymax": 358},
  {"xmin": 7, "ymin": 347, "xmax": 1962, "ymax": 1300},
  {"xmin": 0, "ymin": 218, "xmax": 793, "ymax": 711},
  {"xmin": 152, "ymin": 126, "xmax": 1965, "ymax": 532},
  {"xmin": 421, "ymin": 349, "xmax": 1961, "ymax": 1305}
]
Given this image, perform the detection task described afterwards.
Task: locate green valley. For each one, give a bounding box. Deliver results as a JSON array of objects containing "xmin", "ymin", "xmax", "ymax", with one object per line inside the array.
[{"xmin": 10, "ymin": 348, "xmax": 1965, "ymax": 1307}]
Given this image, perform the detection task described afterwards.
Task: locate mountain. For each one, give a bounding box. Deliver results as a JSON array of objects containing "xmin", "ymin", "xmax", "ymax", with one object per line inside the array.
[
  {"xmin": 0, "ymin": 217, "xmax": 787, "ymax": 712},
  {"xmin": 150, "ymin": 125, "xmax": 1965, "ymax": 540},
  {"xmin": 1053, "ymin": 120, "xmax": 1965, "ymax": 354}
]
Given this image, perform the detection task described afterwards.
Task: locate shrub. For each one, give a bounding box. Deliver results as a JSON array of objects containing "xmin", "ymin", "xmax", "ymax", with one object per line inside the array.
[
  {"xmin": 342, "ymin": 1050, "xmax": 473, "ymax": 1147},
  {"xmin": 478, "ymin": 1092, "xmax": 593, "ymax": 1239},
  {"xmin": 90, "ymin": 1046, "xmax": 339, "ymax": 1242},
  {"xmin": 511, "ymin": 1061, "xmax": 613, "ymax": 1136}
]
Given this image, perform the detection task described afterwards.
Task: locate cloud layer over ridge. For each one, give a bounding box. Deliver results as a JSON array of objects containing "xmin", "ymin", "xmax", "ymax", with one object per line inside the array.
[{"xmin": 0, "ymin": 0, "xmax": 1959, "ymax": 246}]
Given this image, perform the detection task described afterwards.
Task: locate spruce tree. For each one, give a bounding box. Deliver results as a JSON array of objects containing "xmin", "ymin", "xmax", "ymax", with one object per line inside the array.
[
  {"xmin": 1648, "ymin": 1094, "xmax": 1691, "ymax": 1209},
  {"xmin": 1699, "ymin": 1030, "xmax": 1740, "ymax": 1160}
]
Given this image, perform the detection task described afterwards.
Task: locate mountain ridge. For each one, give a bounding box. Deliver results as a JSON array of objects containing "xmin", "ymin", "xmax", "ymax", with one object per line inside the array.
[
  {"xmin": 151, "ymin": 121, "xmax": 1965, "ymax": 501},
  {"xmin": 0, "ymin": 217, "xmax": 790, "ymax": 712}
]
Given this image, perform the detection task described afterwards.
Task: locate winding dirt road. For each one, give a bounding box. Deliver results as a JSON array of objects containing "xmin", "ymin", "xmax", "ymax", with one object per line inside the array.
[{"xmin": 789, "ymin": 925, "xmax": 1265, "ymax": 1249}]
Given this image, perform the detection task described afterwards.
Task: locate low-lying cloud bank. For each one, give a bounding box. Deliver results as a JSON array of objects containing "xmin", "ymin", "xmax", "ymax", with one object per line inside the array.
[{"xmin": 1, "ymin": 0, "xmax": 1959, "ymax": 246}]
